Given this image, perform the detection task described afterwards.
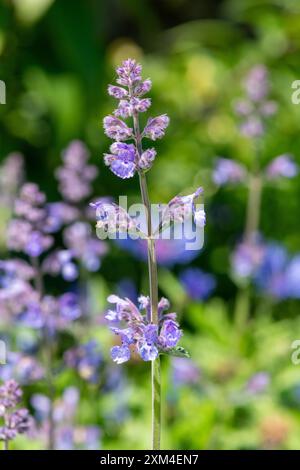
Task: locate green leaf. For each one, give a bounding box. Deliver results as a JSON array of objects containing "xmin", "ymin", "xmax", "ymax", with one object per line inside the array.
[{"xmin": 162, "ymin": 346, "xmax": 191, "ymax": 358}]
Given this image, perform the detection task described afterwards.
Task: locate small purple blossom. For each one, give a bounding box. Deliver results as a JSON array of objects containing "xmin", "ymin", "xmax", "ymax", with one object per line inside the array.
[
  {"xmin": 64, "ymin": 341, "xmax": 102, "ymax": 383},
  {"xmin": 104, "ymin": 142, "xmax": 136, "ymax": 179},
  {"xmin": 63, "ymin": 222, "xmax": 107, "ymax": 272},
  {"xmin": 213, "ymin": 158, "xmax": 247, "ymax": 186},
  {"xmin": 172, "ymin": 358, "xmax": 201, "ymax": 386},
  {"xmin": 7, "ymin": 183, "xmax": 54, "ymax": 257},
  {"xmin": 0, "ymin": 380, "xmax": 32, "ymax": 443},
  {"xmin": 246, "ymin": 372, "xmax": 270, "ymax": 395},
  {"xmin": 106, "ymin": 295, "xmax": 183, "ymax": 364},
  {"xmin": 143, "ymin": 115, "xmax": 170, "ymax": 140},
  {"xmin": 180, "ymin": 268, "xmax": 216, "ymax": 300},
  {"xmin": 266, "ymin": 154, "xmax": 298, "ymax": 180},
  {"xmin": 103, "ymin": 116, "xmax": 133, "ymax": 141},
  {"xmin": 232, "ymin": 236, "xmax": 265, "ymax": 279},
  {"xmin": 111, "ymin": 345, "xmax": 131, "ymax": 364},
  {"xmin": 158, "ymin": 320, "xmax": 182, "ymax": 349},
  {"xmin": 234, "ymin": 65, "xmax": 277, "ymax": 139},
  {"xmin": 55, "ymin": 140, "xmax": 98, "ymax": 203},
  {"xmin": 103, "ymin": 59, "xmax": 169, "ymax": 179}
]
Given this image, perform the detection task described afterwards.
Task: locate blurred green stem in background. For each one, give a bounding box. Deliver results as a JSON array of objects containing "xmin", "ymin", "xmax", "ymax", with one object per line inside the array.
[
  {"xmin": 31, "ymin": 257, "xmax": 55, "ymax": 451},
  {"xmin": 235, "ymin": 171, "xmax": 263, "ymax": 337},
  {"xmin": 244, "ymin": 173, "xmax": 263, "ymax": 241},
  {"xmin": 133, "ymin": 107, "xmax": 161, "ymax": 450}
]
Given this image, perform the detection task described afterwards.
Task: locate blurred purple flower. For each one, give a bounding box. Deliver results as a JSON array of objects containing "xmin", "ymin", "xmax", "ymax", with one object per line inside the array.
[
  {"xmin": 266, "ymin": 154, "xmax": 298, "ymax": 180},
  {"xmin": 64, "ymin": 341, "xmax": 102, "ymax": 383},
  {"xmin": 234, "ymin": 65, "xmax": 277, "ymax": 139},
  {"xmin": 213, "ymin": 158, "xmax": 247, "ymax": 186},
  {"xmin": 7, "ymin": 183, "xmax": 54, "ymax": 257},
  {"xmin": 180, "ymin": 268, "xmax": 216, "ymax": 300},
  {"xmin": 232, "ymin": 236, "xmax": 265, "ymax": 279},
  {"xmin": 55, "ymin": 140, "xmax": 98, "ymax": 203},
  {"xmin": 0, "ymin": 380, "xmax": 32, "ymax": 443},
  {"xmin": 63, "ymin": 222, "xmax": 107, "ymax": 272},
  {"xmin": 172, "ymin": 358, "xmax": 201, "ymax": 386},
  {"xmin": 246, "ymin": 372, "xmax": 270, "ymax": 394}
]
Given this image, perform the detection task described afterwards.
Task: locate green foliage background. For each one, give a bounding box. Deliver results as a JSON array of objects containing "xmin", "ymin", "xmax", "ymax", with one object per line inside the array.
[{"xmin": 1, "ymin": 0, "xmax": 300, "ymax": 450}]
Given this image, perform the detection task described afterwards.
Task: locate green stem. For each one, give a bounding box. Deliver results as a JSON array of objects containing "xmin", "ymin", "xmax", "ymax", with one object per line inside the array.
[
  {"xmin": 244, "ymin": 173, "xmax": 262, "ymax": 241},
  {"xmin": 132, "ymin": 109, "xmax": 161, "ymax": 450}
]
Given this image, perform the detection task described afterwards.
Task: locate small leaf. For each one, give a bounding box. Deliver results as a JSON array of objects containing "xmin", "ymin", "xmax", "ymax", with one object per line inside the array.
[{"xmin": 162, "ymin": 346, "xmax": 191, "ymax": 358}]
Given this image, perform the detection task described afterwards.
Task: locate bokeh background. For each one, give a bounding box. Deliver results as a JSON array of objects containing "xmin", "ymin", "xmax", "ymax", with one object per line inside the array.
[{"xmin": 1, "ymin": 0, "xmax": 300, "ymax": 450}]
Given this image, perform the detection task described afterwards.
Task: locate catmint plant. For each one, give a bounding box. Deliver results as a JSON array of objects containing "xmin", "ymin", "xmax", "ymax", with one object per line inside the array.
[
  {"xmin": 213, "ymin": 65, "xmax": 298, "ymax": 317},
  {"xmin": 92, "ymin": 58, "xmax": 205, "ymax": 449},
  {"xmin": 0, "ymin": 379, "xmax": 32, "ymax": 450},
  {"xmin": 4, "ymin": 181, "xmax": 84, "ymax": 450}
]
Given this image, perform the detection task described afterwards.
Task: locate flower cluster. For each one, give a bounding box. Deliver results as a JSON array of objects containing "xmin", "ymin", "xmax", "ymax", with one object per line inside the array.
[
  {"xmin": 7, "ymin": 183, "xmax": 54, "ymax": 258},
  {"xmin": 180, "ymin": 268, "xmax": 216, "ymax": 301},
  {"xmin": 55, "ymin": 140, "xmax": 98, "ymax": 203},
  {"xmin": 0, "ymin": 380, "xmax": 32, "ymax": 444},
  {"xmin": 31, "ymin": 387, "xmax": 101, "ymax": 450},
  {"xmin": 106, "ymin": 295, "xmax": 182, "ymax": 364},
  {"xmin": 0, "ymin": 352, "xmax": 44, "ymax": 385},
  {"xmin": 232, "ymin": 237, "xmax": 300, "ymax": 299},
  {"xmin": 0, "ymin": 152, "xmax": 24, "ymax": 207},
  {"xmin": 103, "ymin": 58, "xmax": 169, "ymax": 178},
  {"xmin": 64, "ymin": 341, "xmax": 103, "ymax": 383},
  {"xmin": 0, "ymin": 259, "xmax": 37, "ymax": 319},
  {"xmin": 213, "ymin": 154, "xmax": 298, "ymax": 187},
  {"xmin": 234, "ymin": 65, "xmax": 277, "ymax": 138},
  {"xmin": 20, "ymin": 293, "xmax": 82, "ymax": 334}
]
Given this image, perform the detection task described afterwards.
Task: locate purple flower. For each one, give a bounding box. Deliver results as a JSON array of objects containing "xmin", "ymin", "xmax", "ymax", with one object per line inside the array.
[
  {"xmin": 116, "ymin": 58, "xmax": 142, "ymax": 86},
  {"xmin": 106, "ymin": 295, "xmax": 183, "ymax": 363},
  {"xmin": 56, "ymin": 140, "xmax": 98, "ymax": 203},
  {"xmin": 42, "ymin": 250, "xmax": 78, "ymax": 281},
  {"xmin": 244, "ymin": 65, "xmax": 269, "ymax": 102},
  {"xmin": 284, "ymin": 255, "xmax": 300, "ymax": 299},
  {"xmin": 110, "ymin": 345, "xmax": 131, "ymax": 364},
  {"xmin": 7, "ymin": 183, "xmax": 54, "ymax": 257},
  {"xmin": 0, "ymin": 379, "xmax": 32, "ymax": 443},
  {"xmin": 64, "ymin": 341, "xmax": 102, "ymax": 383},
  {"xmin": 137, "ymin": 342, "xmax": 158, "ymax": 361},
  {"xmin": 0, "ymin": 352, "xmax": 44, "ymax": 384},
  {"xmin": 213, "ymin": 158, "xmax": 247, "ymax": 186},
  {"xmin": 159, "ymin": 320, "xmax": 182, "ymax": 349},
  {"xmin": 103, "ymin": 116, "xmax": 133, "ymax": 141},
  {"xmin": 266, "ymin": 154, "xmax": 298, "ymax": 180},
  {"xmin": 232, "ymin": 237, "xmax": 265, "ymax": 279},
  {"xmin": 0, "ymin": 152, "xmax": 24, "ymax": 206},
  {"xmin": 172, "ymin": 358, "xmax": 201, "ymax": 386},
  {"xmin": 138, "ymin": 148, "xmax": 157, "ymax": 171},
  {"xmin": 0, "ymin": 379, "xmax": 22, "ymax": 408},
  {"xmin": 63, "ymin": 222, "xmax": 107, "ymax": 272},
  {"xmin": 240, "ymin": 116, "xmax": 264, "ymax": 137},
  {"xmin": 180, "ymin": 268, "xmax": 216, "ymax": 300},
  {"xmin": 90, "ymin": 200, "xmax": 140, "ymax": 237},
  {"xmin": 103, "ymin": 59, "xmax": 169, "ymax": 179},
  {"xmin": 104, "ymin": 142, "xmax": 136, "ymax": 179},
  {"xmin": 143, "ymin": 114, "xmax": 170, "ymax": 140},
  {"xmin": 59, "ymin": 293, "xmax": 81, "ymax": 321},
  {"xmin": 108, "ymin": 85, "xmax": 128, "ymax": 99},
  {"xmin": 246, "ymin": 372, "xmax": 270, "ymax": 394},
  {"xmin": 234, "ymin": 65, "xmax": 277, "ymax": 139}
]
